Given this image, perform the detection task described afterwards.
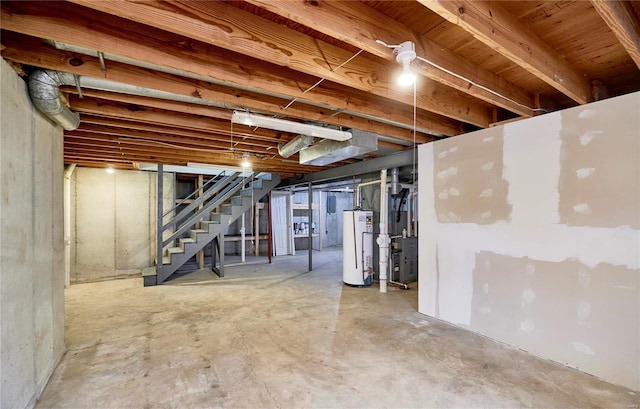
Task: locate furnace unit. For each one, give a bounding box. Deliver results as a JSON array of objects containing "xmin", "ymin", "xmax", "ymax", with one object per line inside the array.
[{"xmin": 391, "ymin": 237, "xmax": 418, "ymax": 283}]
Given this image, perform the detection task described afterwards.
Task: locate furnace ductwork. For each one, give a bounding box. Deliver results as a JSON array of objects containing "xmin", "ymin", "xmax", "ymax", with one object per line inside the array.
[{"xmin": 28, "ymin": 70, "xmax": 80, "ymax": 131}]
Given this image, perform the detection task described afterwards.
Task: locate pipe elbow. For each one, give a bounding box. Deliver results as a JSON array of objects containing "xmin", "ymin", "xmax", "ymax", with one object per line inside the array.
[{"xmin": 28, "ymin": 70, "xmax": 80, "ymax": 130}]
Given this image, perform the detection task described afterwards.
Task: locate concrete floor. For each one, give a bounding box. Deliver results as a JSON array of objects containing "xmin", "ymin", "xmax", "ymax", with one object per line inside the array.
[{"xmin": 37, "ymin": 247, "xmax": 637, "ymax": 408}]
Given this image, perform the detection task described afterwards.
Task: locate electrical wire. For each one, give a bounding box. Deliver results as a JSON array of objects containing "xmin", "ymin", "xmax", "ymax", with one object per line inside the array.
[
  {"xmin": 415, "ymin": 56, "xmax": 546, "ymax": 114},
  {"xmin": 376, "ymin": 39, "xmax": 546, "ymax": 114},
  {"xmin": 412, "ymin": 80, "xmax": 417, "ymax": 190},
  {"xmin": 281, "ymin": 49, "xmax": 365, "ymax": 111}
]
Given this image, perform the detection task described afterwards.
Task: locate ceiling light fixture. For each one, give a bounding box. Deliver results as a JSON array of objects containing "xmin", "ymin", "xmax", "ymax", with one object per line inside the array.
[
  {"xmin": 241, "ymin": 152, "xmax": 251, "ymax": 168},
  {"xmin": 106, "ymin": 165, "xmax": 115, "ymax": 174},
  {"xmin": 231, "ymin": 111, "xmax": 352, "ymax": 142},
  {"xmin": 394, "ymin": 41, "xmax": 417, "ymax": 86},
  {"xmin": 378, "ymin": 39, "xmax": 545, "ymax": 113}
]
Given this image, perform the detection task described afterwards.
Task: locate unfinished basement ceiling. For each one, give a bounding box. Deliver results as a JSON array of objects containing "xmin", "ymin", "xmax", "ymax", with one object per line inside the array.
[{"xmin": 1, "ymin": 0, "xmax": 639, "ymax": 179}]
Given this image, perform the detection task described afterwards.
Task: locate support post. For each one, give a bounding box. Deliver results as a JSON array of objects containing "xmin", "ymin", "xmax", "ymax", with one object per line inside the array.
[
  {"xmin": 254, "ymin": 202, "xmax": 260, "ymax": 256},
  {"xmin": 156, "ymin": 164, "xmax": 163, "ymax": 283},
  {"xmin": 267, "ymin": 193, "xmax": 273, "ymax": 264},
  {"xmin": 211, "ymin": 234, "xmax": 225, "ymax": 278},
  {"xmin": 197, "ymin": 174, "xmax": 204, "ymax": 270},
  {"xmin": 218, "ymin": 232, "xmax": 225, "ymax": 277},
  {"xmin": 241, "ymin": 213, "xmax": 246, "ymax": 263},
  {"xmin": 308, "ymin": 182, "xmax": 313, "ymax": 271}
]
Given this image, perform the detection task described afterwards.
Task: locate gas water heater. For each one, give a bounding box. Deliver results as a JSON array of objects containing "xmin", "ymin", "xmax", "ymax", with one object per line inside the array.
[{"xmin": 342, "ymin": 210, "xmax": 374, "ymax": 286}]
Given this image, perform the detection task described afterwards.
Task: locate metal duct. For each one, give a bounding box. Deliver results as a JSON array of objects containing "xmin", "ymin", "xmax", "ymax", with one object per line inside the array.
[
  {"xmin": 278, "ymin": 135, "xmax": 314, "ymax": 158},
  {"xmin": 390, "ymin": 167, "xmax": 400, "ymax": 196},
  {"xmin": 28, "ymin": 70, "xmax": 80, "ymax": 130},
  {"xmin": 299, "ymin": 129, "xmax": 378, "ymax": 166}
]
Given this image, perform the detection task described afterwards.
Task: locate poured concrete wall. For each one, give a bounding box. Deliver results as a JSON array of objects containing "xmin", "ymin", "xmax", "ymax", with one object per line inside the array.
[
  {"xmin": 418, "ymin": 92, "xmax": 640, "ymax": 391},
  {"xmin": 0, "ymin": 59, "xmax": 65, "ymax": 408},
  {"xmin": 70, "ymin": 168, "xmax": 173, "ymax": 283}
]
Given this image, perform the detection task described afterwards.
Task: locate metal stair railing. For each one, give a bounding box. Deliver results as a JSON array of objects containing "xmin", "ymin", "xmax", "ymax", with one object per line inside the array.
[
  {"xmin": 162, "ymin": 171, "xmax": 221, "ymax": 219},
  {"xmin": 163, "ymin": 172, "xmax": 237, "ymax": 234},
  {"xmin": 160, "ymin": 172, "xmax": 254, "ymax": 249}
]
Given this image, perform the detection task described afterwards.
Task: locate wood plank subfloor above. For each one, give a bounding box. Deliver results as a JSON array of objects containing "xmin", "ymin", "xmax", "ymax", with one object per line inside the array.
[{"xmin": 38, "ymin": 247, "xmax": 637, "ymax": 408}]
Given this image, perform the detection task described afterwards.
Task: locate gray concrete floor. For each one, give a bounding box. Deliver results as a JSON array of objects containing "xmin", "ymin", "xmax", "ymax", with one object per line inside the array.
[{"xmin": 37, "ymin": 247, "xmax": 638, "ymax": 408}]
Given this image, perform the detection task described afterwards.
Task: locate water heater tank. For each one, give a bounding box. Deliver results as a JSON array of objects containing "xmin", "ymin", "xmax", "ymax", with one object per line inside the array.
[{"xmin": 342, "ymin": 210, "xmax": 374, "ymax": 286}]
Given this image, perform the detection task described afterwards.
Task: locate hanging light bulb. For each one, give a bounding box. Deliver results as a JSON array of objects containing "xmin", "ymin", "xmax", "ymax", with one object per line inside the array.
[
  {"xmin": 394, "ymin": 41, "xmax": 417, "ymax": 87},
  {"xmin": 106, "ymin": 165, "xmax": 115, "ymax": 174},
  {"xmin": 241, "ymin": 152, "xmax": 251, "ymax": 168},
  {"xmin": 397, "ymin": 63, "xmax": 416, "ymax": 86}
]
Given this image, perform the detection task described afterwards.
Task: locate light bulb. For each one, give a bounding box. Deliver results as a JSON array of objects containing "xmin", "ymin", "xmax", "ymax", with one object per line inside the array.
[
  {"xmin": 106, "ymin": 166, "xmax": 115, "ymax": 174},
  {"xmin": 241, "ymin": 153, "xmax": 251, "ymax": 168},
  {"xmin": 397, "ymin": 64, "xmax": 416, "ymax": 86}
]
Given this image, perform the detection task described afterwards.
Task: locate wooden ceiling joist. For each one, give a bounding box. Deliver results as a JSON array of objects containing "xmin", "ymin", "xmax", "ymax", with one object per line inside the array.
[
  {"xmin": 0, "ymin": 2, "xmax": 461, "ymax": 136},
  {"xmin": 418, "ymin": 0, "xmax": 592, "ymax": 104},
  {"xmin": 591, "ymin": 0, "xmax": 640, "ymax": 70},
  {"xmin": 70, "ymin": 126, "xmax": 275, "ymax": 153},
  {"xmin": 2, "ymin": 0, "xmax": 638, "ymax": 175},
  {"xmin": 0, "ymin": 30, "xmax": 451, "ymax": 141},
  {"xmin": 67, "ymin": 0, "xmax": 493, "ymax": 127},
  {"xmin": 244, "ymin": 0, "xmax": 535, "ymax": 117}
]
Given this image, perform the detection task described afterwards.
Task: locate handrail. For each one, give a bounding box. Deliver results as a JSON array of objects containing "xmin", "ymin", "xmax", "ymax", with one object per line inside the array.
[
  {"xmin": 163, "ymin": 173, "xmax": 220, "ymax": 218},
  {"xmin": 161, "ymin": 172, "xmax": 254, "ymax": 248},
  {"xmin": 162, "ymin": 172, "xmax": 237, "ymax": 233}
]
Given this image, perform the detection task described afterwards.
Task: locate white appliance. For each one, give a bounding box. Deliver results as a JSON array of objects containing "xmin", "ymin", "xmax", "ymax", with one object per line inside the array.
[{"xmin": 343, "ymin": 210, "xmax": 374, "ymax": 286}]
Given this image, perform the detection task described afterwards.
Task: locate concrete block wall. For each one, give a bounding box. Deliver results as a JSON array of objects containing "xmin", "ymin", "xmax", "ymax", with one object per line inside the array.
[
  {"xmin": 418, "ymin": 92, "xmax": 640, "ymax": 391},
  {"xmin": 0, "ymin": 59, "xmax": 65, "ymax": 408}
]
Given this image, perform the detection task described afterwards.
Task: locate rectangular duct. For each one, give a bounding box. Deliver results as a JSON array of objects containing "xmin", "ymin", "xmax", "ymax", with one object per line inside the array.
[{"xmin": 299, "ymin": 129, "xmax": 378, "ymax": 166}]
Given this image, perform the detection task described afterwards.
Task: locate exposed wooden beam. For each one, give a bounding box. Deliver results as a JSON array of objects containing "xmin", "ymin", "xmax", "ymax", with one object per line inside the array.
[
  {"xmin": 67, "ymin": 0, "xmax": 493, "ymax": 126},
  {"xmin": 68, "ymin": 96, "xmax": 290, "ymax": 141},
  {"xmin": 63, "ymin": 88, "xmax": 230, "ymax": 122},
  {"xmin": 76, "ymin": 115, "xmax": 274, "ymax": 144},
  {"xmin": 0, "ymin": 30, "xmax": 450, "ymax": 140},
  {"xmin": 66, "ymin": 89, "xmax": 434, "ymax": 144},
  {"xmin": 418, "ymin": 0, "xmax": 591, "ymax": 104},
  {"xmin": 0, "ymin": 3, "xmax": 457, "ymax": 136},
  {"xmin": 591, "ymin": 0, "xmax": 640, "ymax": 69},
  {"xmin": 63, "ymin": 141, "xmax": 322, "ymax": 176},
  {"xmin": 64, "ymin": 148, "xmax": 333, "ymax": 178},
  {"xmin": 72, "ymin": 125, "xmax": 276, "ymax": 153},
  {"xmin": 244, "ymin": 0, "xmax": 535, "ymax": 117}
]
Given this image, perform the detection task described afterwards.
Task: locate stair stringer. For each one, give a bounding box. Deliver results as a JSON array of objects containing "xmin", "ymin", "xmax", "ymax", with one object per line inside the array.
[{"xmin": 154, "ymin": 173, "xmax": 280, "ymax": 284}]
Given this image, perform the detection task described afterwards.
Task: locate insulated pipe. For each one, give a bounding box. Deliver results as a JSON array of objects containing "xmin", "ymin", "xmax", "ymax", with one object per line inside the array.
[
  {"xmin": 63, "ymin": 164, "xmax": 77, "ymax": 287},
  {"xmin": 278, "ymin": 135, "xmax": 313, "ymax": 158},
  {"xmin": 376, "ymin": 169, "xmax": 390, "ymax": 293},
  {"xmin": 28, "ymin": 71, "xmax": 80, "ymax": 130}
]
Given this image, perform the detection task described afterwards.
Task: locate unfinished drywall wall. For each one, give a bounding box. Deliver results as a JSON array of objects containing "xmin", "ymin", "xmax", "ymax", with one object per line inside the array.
[
  {"xmin": 418, "ymin": 92, "xmax": 640, "ymax": 391},
  {"xmin": 71, "ymin": 168, "xmax": 173, "ymax": 283},
  {"xmin": 0, "ymin": 59, "xmax": 65, "ymax": 409}
]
